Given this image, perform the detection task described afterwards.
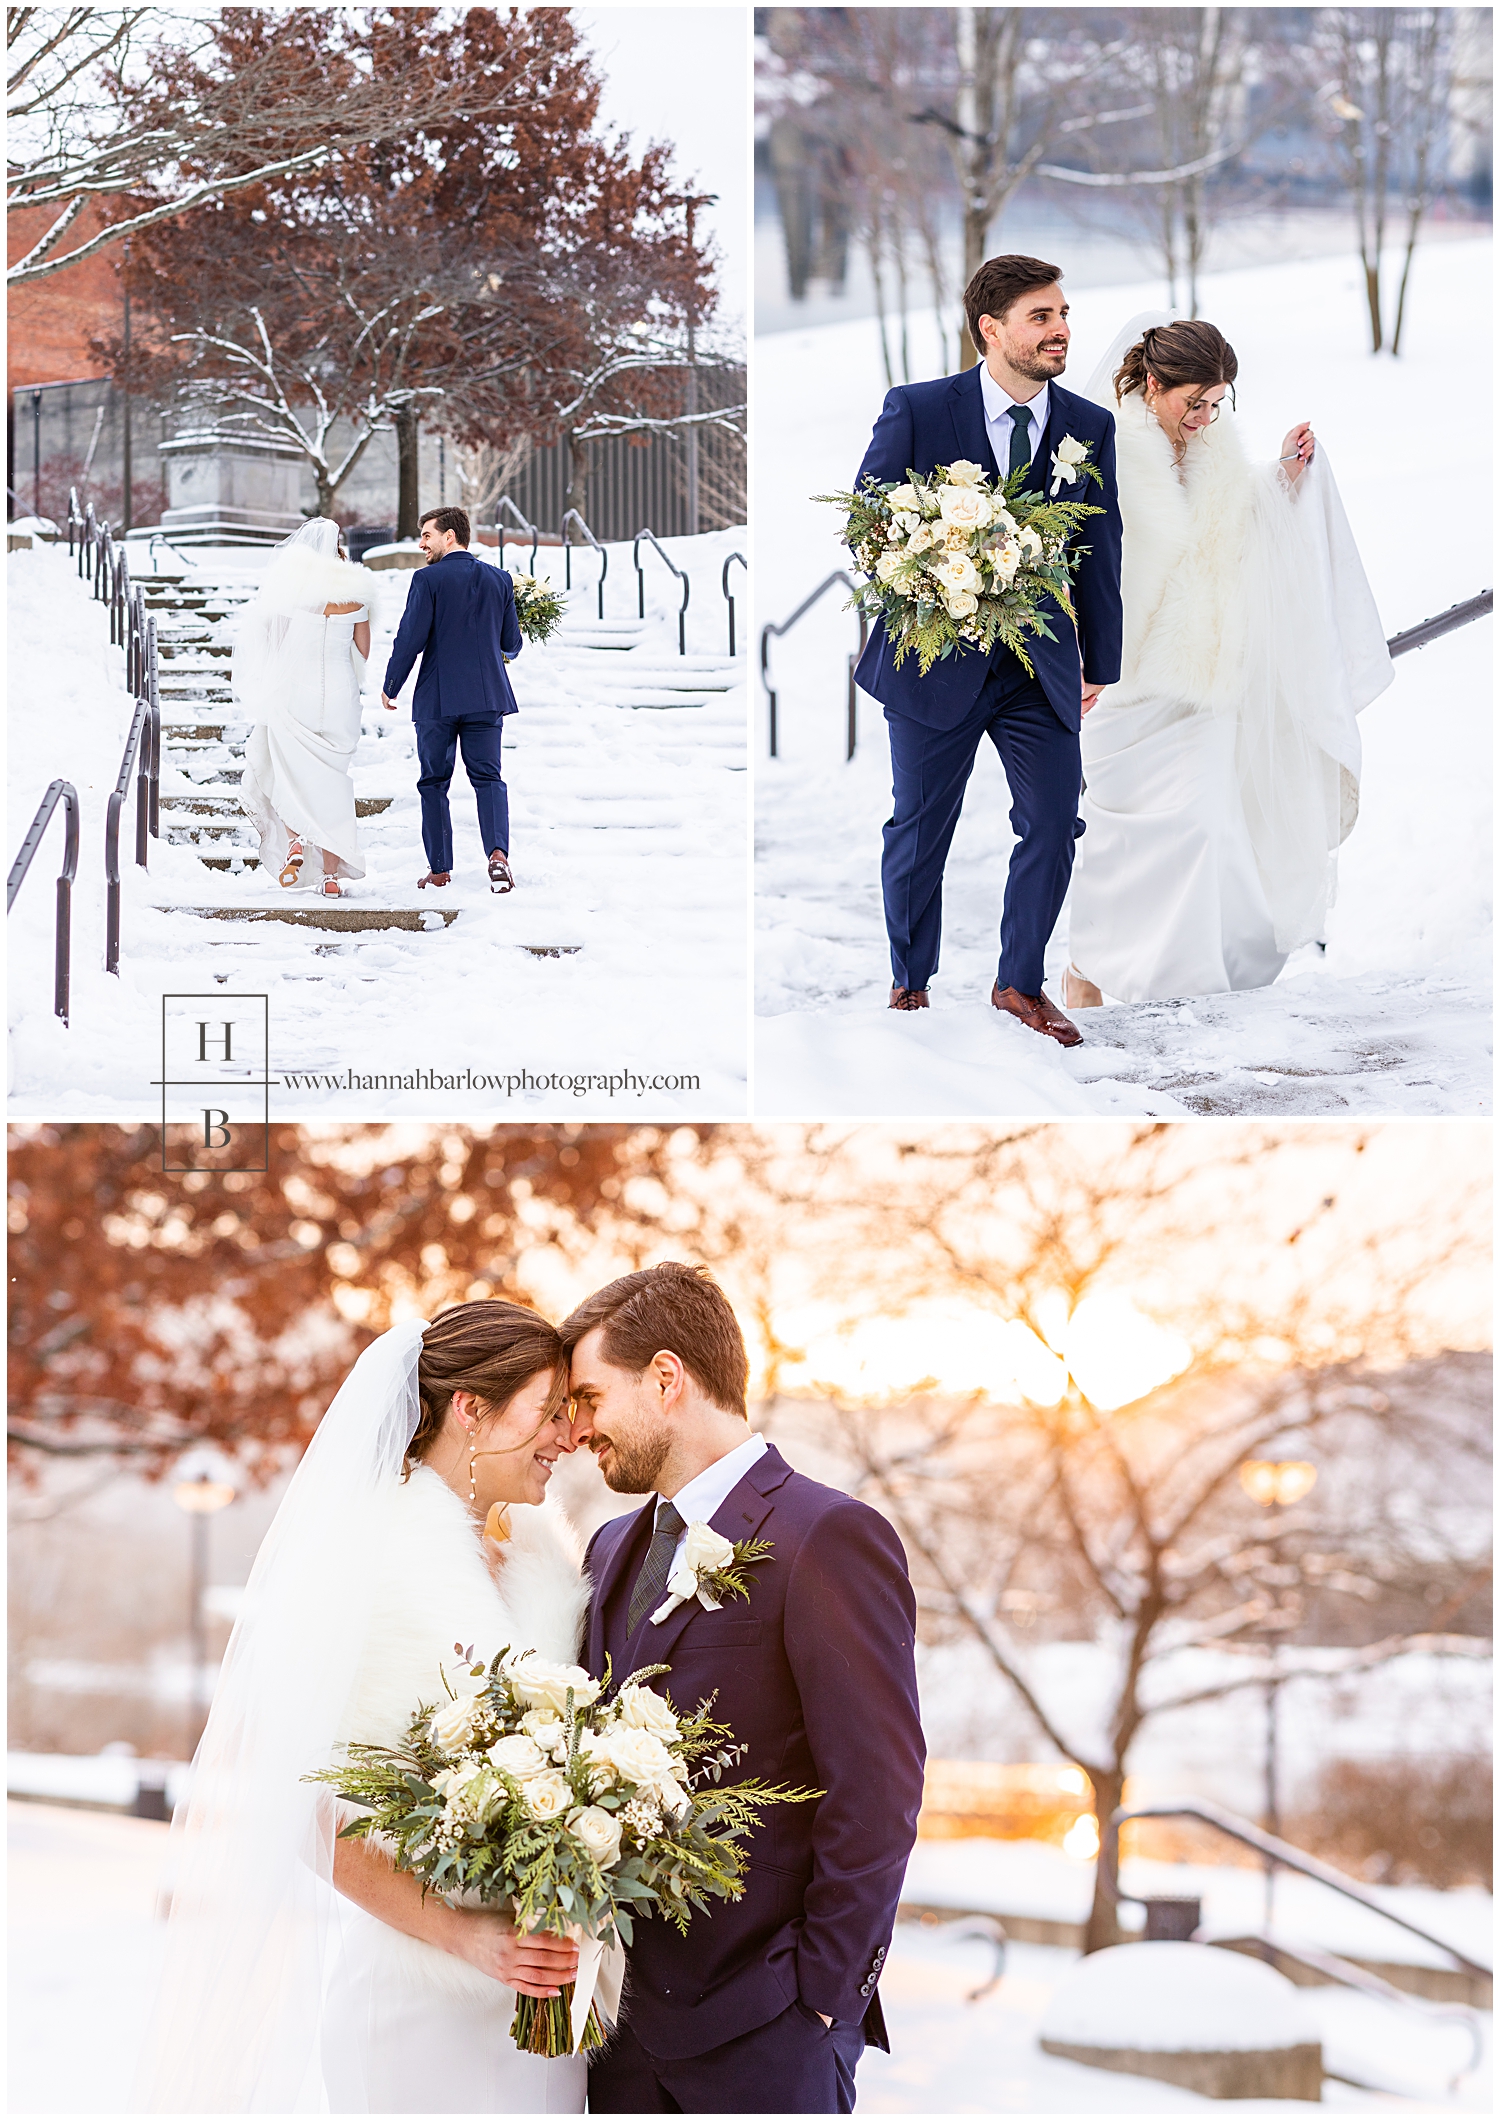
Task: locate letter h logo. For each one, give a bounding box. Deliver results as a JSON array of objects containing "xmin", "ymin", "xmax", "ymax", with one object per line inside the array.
[{"xmin": 160, "ymin": 994, "xmax": 270, "ymax": 1172}]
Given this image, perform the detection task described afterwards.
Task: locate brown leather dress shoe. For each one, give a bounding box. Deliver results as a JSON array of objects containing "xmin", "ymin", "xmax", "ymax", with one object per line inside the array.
[
  {"xmin": 991, "ymin": 982, "xmax": 1083, "ymax": 1046},
  {"xmin": 417, "ymin": 870, "xmax": 451, "ymax": 890},
  {"xmin": 889, "ymin": 984, "xmax": 930, "ymax": 1010},
  {"xmin": 488, "ymin": 851, "xmax": 515, "ymax": 894}
]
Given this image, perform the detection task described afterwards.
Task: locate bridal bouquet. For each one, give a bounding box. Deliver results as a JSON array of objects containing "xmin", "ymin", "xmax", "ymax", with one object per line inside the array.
[
  {"xmin": 509, "ymin": 571, "xmax": 567, "ymax": 644},
  {"xmin": 816, "ymin": 455, "xmax": 1102, "ymax": 678},
  {"xmin": 309, "ymin": 1648, "xmax": 816, "ymax": 2057}
]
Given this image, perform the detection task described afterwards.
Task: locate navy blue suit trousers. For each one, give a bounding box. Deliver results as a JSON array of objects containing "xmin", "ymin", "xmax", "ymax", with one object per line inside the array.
[
  {"xmin": 415, "ymin": 717, "xmax": 507, "ymax": 873},
  {"xmin": 589, "ymin": 1998, "xmax": 864, "ymax": 2115},
  {"xmin": 883, "ymin": 655, "xmax": 1082, "ymax": 996}
]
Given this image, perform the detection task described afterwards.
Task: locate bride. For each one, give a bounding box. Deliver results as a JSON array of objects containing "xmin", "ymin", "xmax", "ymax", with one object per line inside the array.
[
  {"xmin": 135, "ymin": 1304, "xmax": 594, "ymax": 2113},
  {"xmin": 1063, "ymin": 315, "xmax": 1394, "ymax": 1007},
  {"xmin": 233, "ymin": 519, "xmax": 376, "ymax": 901}
]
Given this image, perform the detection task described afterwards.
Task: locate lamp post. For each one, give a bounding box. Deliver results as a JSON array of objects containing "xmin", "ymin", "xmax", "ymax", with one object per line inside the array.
[
  {"xmin": 1238, "ymin": 1458, "xmax": 1317, "ymax": 1935},
  {"xmin": 681, "ymin": 191, "xmax": 717, "ymax": 539},
  {"xmin": 122, "ymin": 238, "xmax": 133, "ymax": 535},
  {"xmin": 31, "ymin": 389, "xmax": 43, "ymax": 517},
  {"xmin": 173, "ymin": 1471, "xmax": 236, "ymax": 1760}
]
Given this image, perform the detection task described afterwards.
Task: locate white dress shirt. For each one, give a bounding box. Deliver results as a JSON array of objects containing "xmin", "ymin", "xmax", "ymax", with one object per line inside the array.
[
  {"xmin": 979, "ymin": 363, "xmax": 1050, "ymax": 480},
  {"xmin": 660, "ymin": 1431, "xmax": 768, "ymax": 1571}
]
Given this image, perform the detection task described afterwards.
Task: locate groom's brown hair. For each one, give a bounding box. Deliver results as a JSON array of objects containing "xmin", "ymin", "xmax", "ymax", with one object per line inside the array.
[
  {"xmin": 964, "ymin": 253, "xmax": 1064, "ymax": 346},
  {"xmin": 560, "ymin": 1262, "xmax": 749, "ymax": 1418},
  {"xmin": 419, "ymin": 506, "xmax": 471, "ymax": 546}
]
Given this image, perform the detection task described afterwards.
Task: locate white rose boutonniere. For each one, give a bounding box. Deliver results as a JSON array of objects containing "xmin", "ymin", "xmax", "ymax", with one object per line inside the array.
[
  {"xmin": 650, "ymin": 1524, "xmax": 776, "ymax": 1625},
  {"xmin": 1049, "ymin": 434, "xmax": 1092, "ymax": 497}
]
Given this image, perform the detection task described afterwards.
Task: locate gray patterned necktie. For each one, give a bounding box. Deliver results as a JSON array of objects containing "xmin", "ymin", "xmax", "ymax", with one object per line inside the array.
[
  {"xmin": 627, "ymin": 1498, "xmax": 686, "ymax": 1634},
  {"xmin": 1006, "ymin": 401, "xmax": 1034, "ymax": 477}
]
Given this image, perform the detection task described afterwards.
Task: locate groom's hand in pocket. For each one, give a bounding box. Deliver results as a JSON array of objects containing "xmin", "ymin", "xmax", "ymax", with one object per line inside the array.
[{"xmin": 451, "ymin": 1910, "xmax": 580, "ymax": 1996}]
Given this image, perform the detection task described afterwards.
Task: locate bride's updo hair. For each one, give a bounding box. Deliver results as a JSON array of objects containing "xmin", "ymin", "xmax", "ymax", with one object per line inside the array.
[
  {"xmin": 407, "ymin": 1300, "xmax": 567, "ymax": 1473},
  {"xmin": 1115, "ymin": 320, "xmax": 1238, "ymax": 408}
]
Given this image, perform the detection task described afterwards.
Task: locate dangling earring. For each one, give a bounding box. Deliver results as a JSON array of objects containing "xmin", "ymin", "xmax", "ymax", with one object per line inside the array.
[{"xmin": 468, "ymin": 1439, "xmax": 478, "ymax": 1507}]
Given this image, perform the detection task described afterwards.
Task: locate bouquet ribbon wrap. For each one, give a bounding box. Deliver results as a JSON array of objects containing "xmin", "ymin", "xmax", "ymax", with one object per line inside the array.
[{"xmin": 571, "ymin": 1930, "xmax": 626, "ymax": 2052}]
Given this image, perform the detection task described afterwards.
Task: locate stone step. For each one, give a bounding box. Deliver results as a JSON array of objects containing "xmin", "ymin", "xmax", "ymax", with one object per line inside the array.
[
  {"xmin": 157, "ymin": 793, "xmax": 393, "ymax": 817},
  {"xmin": 158, "ymin": 642, "xmax": 232, "ymax": 660},
  {"xmin": 174, "ymin": 904, "xmax": 465, "ymax": 934},
  {"xmin": 197, "ymin": 855, "xmax": 261, "ymax": 871}
]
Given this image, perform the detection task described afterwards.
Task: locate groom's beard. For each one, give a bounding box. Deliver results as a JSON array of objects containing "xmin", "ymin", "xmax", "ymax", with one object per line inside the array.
[
  {"xmin": 591, "ymin": 1423, "xmax": 671, "ymax": 1494},
  {"xmin": 1006, "ymin": 338, "xmax": 1068, "ymax": 381}
]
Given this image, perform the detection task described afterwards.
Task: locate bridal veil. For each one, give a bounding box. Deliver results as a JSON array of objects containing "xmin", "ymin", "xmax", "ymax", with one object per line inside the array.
[{"xmin": 133, "ymin": 1322, "xmax": 426, "ymax": 2112}]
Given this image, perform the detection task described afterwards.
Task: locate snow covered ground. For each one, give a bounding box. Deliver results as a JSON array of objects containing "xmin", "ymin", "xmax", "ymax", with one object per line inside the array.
[
  {"xmin": 8, "ymin": 1802, "xmax": 1487, "ymax": 2114},
  {"xmin": 754, "ymin": 237, "xmax": 1492, "ymax": 1116},
  {"xmin": 8, "ymin": 528, "xmax": 749, "ymax": 1117}
]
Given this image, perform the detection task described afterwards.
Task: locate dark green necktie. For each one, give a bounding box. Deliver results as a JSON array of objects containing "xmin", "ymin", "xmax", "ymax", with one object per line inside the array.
[
  {"xmin": 627, "ymin": 1498, "xmax": 686, "ymax": 1634},
  {"xmin": 1006, "ymin": 401, "xmax": 1034, "ymax": 477}
]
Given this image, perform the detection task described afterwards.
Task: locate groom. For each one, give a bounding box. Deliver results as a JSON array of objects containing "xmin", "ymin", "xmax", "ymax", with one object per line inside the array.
[
  {"xmin": 854, "ymin": 255, "xmax": 1123, "ymax": 1045},
  {"xmin": 563, "ymin": 1263, "xmax": 925, "ymax": 2114},
  {"xmin": 380, "ymin": 505, "xmax": 523, "ymax": 894}
]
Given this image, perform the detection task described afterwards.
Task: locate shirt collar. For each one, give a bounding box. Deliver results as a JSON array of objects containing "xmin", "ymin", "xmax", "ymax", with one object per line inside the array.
[
  {"xmin": 661, "ymin": 1431, "xmax": 768, "ymax": 1530},
  {"xmin": 979, "ymin": 361, "xmax": 1049, "ymax": 433}
]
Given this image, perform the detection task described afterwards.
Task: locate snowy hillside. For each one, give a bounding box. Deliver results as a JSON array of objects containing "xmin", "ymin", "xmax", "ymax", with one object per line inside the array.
[
  {"xmin": 754, "ymin": 238, "xmax": 1492, "ymax": 1116},
  {"xmin": 8, "ymin": 529, "xmax": 749, "ymax": 1116}
]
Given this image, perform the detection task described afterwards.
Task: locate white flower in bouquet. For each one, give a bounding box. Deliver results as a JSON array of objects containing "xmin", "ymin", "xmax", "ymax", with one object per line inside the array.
[
  {"xmin": 504, "ymin": 1652, "xmax": 602, "ymax": 1714},
  {"xmin": 944, "ymin": 588, "xmax": 979, "ymax": 620},
  {"xmin": 932, "ymin": 552, "xmax": 980, "ymax": 596},
  {"xmin": 894, "ymin": 509, "xmax": 922, "ymax": 535},
  {"xmin": 519, "ymin": 1711, "xmax": 569, "ymax": 1757},
  {"xmin": 1017, "ymin": 525, "xmax": 1045, "ymax": 560},
  {"xmin": 874, "ymin": 550, "xmax": 909, "ymax": 586},
  {"xmin": 523, "ymin": 1769, "xmax": 573, "ymax": 1822},
  {"xmin": 938, "ymin": 484, "xmax": 992, "ymax": 532},
  {"xmin": 988, "ymin": 538, "xmax": 1022, "ymax": 586},
  {"xmin": 429, "ymin": 1690, "xmax": 486, "ymax": 1752},
  {"xmin": 945, "ymin": 459, "xmax": 986, "ymax": 487},
  {"xmin": 589, "ymin": 1723, "xmax": 679, "ymax": 1794},
  {"xmin": 615, "ymin": 1686, "xmax": 680, "ymax": 1741},
  {"xmin": 908, "ymin": 522, "xmax": 940, "ymax": 554},
  {"xmin": 488, "ymin": 1733, "xmax": 549, "ymax": 1780},
  {"xmin": 886, "ymin": 483, "xmax": 922, "ymax": 512},
  {"xmin": 656, "ymin": 1773, "xmax": 693, "ymax": 1823},
  {"xmin": 618, "ymin": 1794, "xmax": 664, "ymax": 1839},
  {"xmin": 568, "ymin": 1805, "xmax": 625, "ymax": 1869}
]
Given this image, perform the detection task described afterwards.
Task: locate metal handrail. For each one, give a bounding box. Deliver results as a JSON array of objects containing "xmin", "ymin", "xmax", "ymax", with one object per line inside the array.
[
  {"xmin": 145, "ymin": 612, "xmax": 161, "ymax": 839},
  {"xmin": 105, "ymin": 695, "xmax": 152, "ymax": 976},
  {"xmin": 760, "ymin": 570, "xmax": 868, "ymax": 760},
  {"xmin": 633, "ymin": 528, "xmax": 689, "ymax": 657},
  {"xmin": 1227, "ymin": 1930, "xmax": 1484, "ymax": 2091},
  {"xmin": 7, "ymin": 779, "xmax": 80, "ymax": 1025},
  {"xmin": 721, "ymin": 551, "xmax": 746, "ymax": 656},
  {"xmin": 1387, "ymin": 590, "xmax": 1492, "ymax": 658},
  {"xmin": 560, "ymin": 509, "xmax": 608, "ymax": 621},
  {"xmin": 493, "ymin": 495, "xmax": 539, "ymax": 573},
  {"xmin": 1101, "ymin": 1796, "xmax": 1492, "ymax": 1982}
]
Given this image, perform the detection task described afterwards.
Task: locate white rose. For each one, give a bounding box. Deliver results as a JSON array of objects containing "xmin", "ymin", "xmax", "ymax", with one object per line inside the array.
[
  {"xmin": 428, "ymin": 1693, "xmax": 485, "ymax": 1753},
  {"xmin": 519, "ymin": 1711, "xmax": 568, "ymax": 1757},
  {"xmin": 504, "ymin": 1652, "xmax": 602, "ymax": 1715},
  {"xmin": 944, "ymin": 459, "xmax": 986, "ymax": 487},
  {"xmin": 578, "ymin": 1727, "xmax": 621, "ymax": 1792},
  {"xmin": 885, "ymin": 483, "xmax": 922, "ymax": 511},
  {"xmin": 1017, "ymin": 526, "xmax": 1044, "ymax": 560},
  {"xmin": 656, "ymin": 1774, "xmax": 693, "ymax": 1823},
  {"xmin": 938, "ymin": 485, "xmax": 992, "ymax": 532},
  {"xmin": 568, "ymin": 1805, "xmax": 624, "ymax": 1869},
  {"xmin": 1054, "ymin": 434, "xmax": 1089, "ymax": 468},
  {"xmin": 592, "ymin": 1724, "xmax": 677, "ymax": 1794},
  {"xmin": 989, "ymin": 539, "xmax": 1021, "ymax": 586},
  {"xmin": 616, "ymin": 1686, "xmax": 680, "ymax": 1741},
  {"xmin": 944, "ymin": 588, "xmax": 979, "ymax": 619},
  {"xmin": 942, "ymin": 523, "xmax": 973, "ymax": 553},
  {"xmin": 488, "ymin": 1734, "xmax": 548, "ymax": 1780},
  {"xmin": 931, "ymin": 552, "xmax": 980, "ymax": 595},
  {"xmin": 661, "ymin": 1521, "xmax": 736, "ymax": 1608},
  {"xmin": 523, "ymin": 1770, "xmax": 573, "ymax": 1822},
  {"xmin": 874, "ymin": 550, "xmax": 907, "ymax": 585},
  {"xmin": 894, "ymin": 509, "xmax": 921, "ymax": 536},
  {"xmin": 907, "ymin": 523, "xmax": 938, "ymax": 553}
]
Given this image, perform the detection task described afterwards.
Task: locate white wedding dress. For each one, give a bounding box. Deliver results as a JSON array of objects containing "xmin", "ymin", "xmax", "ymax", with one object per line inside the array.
[
  {"xmin": 321, "ymin": 1468, "xmax": 590, "ymax": 2113},
  {"xmin": 233, "ymin": 520, "xmax": 375, "ymax": 883},
  {"xmin": 1067, "ymin": 323, "xmax": 1393, "ymax": 1002},
  {"xmin": 134, "ymin": 1326, "xmax": 591, "ymax": 2115}
]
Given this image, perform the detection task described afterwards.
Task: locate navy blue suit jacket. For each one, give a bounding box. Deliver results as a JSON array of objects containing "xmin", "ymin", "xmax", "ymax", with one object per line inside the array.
[
  {"xmin": 583, "ymin": 1443, "xmax": 925, "ymax": 2062},
  {"xmin": 852, "ymin": 366, "xmax": 1123, "ymax": 732},
  {"xmin": 381, "ymin": 549, "xmax": 522, "ymax": 723}
]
